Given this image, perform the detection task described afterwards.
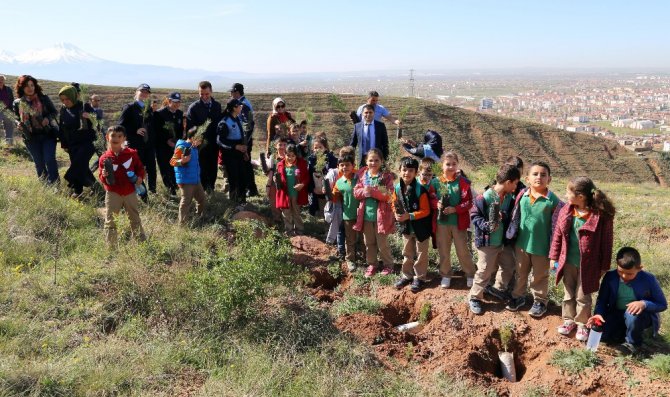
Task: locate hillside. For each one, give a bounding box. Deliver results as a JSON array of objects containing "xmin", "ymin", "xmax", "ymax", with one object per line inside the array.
[{"xmin": 0, "ymin": 75, "xmax": 662, "ymax": 184}]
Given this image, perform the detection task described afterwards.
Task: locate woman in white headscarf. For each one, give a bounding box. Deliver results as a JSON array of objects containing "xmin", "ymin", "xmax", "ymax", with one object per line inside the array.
[{"xmin": 265, "ymin": 97, "xmax": 295, "ymax": 153}]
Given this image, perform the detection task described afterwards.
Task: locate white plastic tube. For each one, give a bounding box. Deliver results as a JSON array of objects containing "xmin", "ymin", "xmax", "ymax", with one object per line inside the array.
[
  {"xmin": 499, "ymin": 351, "xmax": 517, "ymax": 382},
  {"xmin": 395, "ymin": 321, "xmax": 423, "ymax": 333}
]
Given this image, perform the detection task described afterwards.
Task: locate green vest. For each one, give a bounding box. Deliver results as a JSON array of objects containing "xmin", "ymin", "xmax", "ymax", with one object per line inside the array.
[
  {"xmin": 515, "ymin": 191, "xmax": 560, "ymax": 256},
  {"xmin": 336, "ymin": 175, "xmax": 359, "ymax": 220}
]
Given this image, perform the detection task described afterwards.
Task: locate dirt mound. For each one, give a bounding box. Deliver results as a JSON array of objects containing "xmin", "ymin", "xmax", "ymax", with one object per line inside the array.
[{"xmin": 290, "ymin": 235, "xmax": 336, "ymax": 268}]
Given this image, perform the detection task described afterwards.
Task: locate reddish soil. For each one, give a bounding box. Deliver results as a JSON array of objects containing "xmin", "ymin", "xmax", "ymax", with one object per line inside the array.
[{"xmin": 291, "ymin": 236, "xmax": 670, "ymax": 396}]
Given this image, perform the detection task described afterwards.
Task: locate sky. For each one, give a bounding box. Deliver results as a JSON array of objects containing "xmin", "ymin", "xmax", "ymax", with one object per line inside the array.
[{"xmin": 1, "ymin": 0, "xmax": 669, "ymax": 74}]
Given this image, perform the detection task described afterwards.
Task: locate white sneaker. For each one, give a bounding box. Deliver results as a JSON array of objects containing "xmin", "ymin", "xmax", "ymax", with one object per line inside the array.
[
  {"xmin": 466, "ymin": 277, "xmax": 474, "ymax": 288},
  {"xmin": 440, "ymin": 277, "xmax": 452, "ymax": 288}
]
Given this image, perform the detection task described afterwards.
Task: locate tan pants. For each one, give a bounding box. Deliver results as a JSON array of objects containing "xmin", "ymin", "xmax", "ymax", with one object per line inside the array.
[
  {"xmin": 561, "ymin": 264, "xmax": 592, "ymax": 325},
  {"xmin": 437, "ymin": 224, "xmax": 475, "ymax": 277},
  {"xmin": 281, "ymin": 196, "xmax": 304, "ymax": 233},
  {"xmin": 512, "ymin": 246, "xmax": 550, "ymax": 303},
  {"xmin": 469, "ymin": 245, "xmax": 503, "ymax": 299},
  {"xmin": 492, "ymin": 245, "xmax": 517, "ymax": 291},
  {"xmin": 362, "ymin": 220, "xmax": 393, "ymax": 267},
  {"xmin": 104, "ymin": 191, "xmax": 145, "ymax": 247},
  {"xmin": 401, "ymin": 234, "xmax": 430, "ymax": 280},
  {"xmin": 343, "ymin": 220, "xmax": 358, "ymax": 263},
  {"xmin": 178, "ymin": 183, "xmax": 206, "ymax": 226}
]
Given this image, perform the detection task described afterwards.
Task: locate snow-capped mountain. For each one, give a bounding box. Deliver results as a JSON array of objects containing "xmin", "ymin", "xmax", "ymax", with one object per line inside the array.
[{"xmin": 10, "ymin": 42, "xmax": 103, "ymax": 64}]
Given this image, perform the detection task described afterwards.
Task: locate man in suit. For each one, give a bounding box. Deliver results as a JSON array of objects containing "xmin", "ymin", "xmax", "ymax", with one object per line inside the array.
[{"xmin": 350, "ymin": 104, "xmax": 389, "ymax": 167}]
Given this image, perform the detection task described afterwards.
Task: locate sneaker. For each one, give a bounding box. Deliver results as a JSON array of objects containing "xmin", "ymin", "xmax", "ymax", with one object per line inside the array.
[
  {"xmin": 469, "ymin": 299, "xmax": 483, "ymax": 315},
  {"xmin": 557, "ymin": 320, "xmax": 577, "ymax": 336},
  {"xmin": 505, "ymin": 296, "xmax": 526, "ymax": 311},
  {"xmin": 616, "ymin": 342, "xmax": 638, "ymax": 356},
  {"xmin": 380, "ymin": 266, "xmax": 393, "ymax": 276},
  {"xmin": 484, "ymin": 285, "xmax": 509, "ymax": 302},
  {"xmin": 346, "ymin": 261, "xmax": 357, "ymax": 272},
  {"xmin": 576, "ymin": 326, "xmax": 589, "ymax": 342},
  {"xmin": 466, "ymin": 277, "xmax": 474, "ymax": 288},
  {"xmin": 528, "ymin": 301, "xmax": 547, "ymax": 317},
  {"xmin": 440, "ymin": 277, "xmax": 452, "ymax": 289},
  {"xmin": 410, "ymin": 278, "xmax": 424, "ymax": 293},
  {"xmin": 395, "ymin": 277, "xmax": 412, "ymax": 290},
  {"xmin": 364, "ymin": 265, "xmax": 377, "ymax": 278}
]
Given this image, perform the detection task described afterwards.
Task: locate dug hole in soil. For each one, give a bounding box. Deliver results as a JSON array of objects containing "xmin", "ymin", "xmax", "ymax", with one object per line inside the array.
[{"xmin": 292, "ymin": 236, "xmax": 670, "ymax": 396}]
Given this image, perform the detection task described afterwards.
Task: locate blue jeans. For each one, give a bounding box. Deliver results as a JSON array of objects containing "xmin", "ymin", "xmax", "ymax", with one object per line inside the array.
[
  {"xmin": 25, "ymin": 135, "xmax": 59, "ymax": 183},
  {"xmin": 603, "ymin": 309, "xmax": 653, "ymax": 346}
]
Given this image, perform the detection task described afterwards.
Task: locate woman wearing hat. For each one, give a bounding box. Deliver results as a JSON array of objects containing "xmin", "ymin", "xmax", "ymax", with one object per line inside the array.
[
  {"xmin": 58, "ymin": 84, "xmax": 97, "ymax": 197},
  {"xmin": 265, "ymin": 97, "xmax": 295, "ymax": 153},
  {"xmin": 153, "ymin": 92, "xmax": 184, "ymax": 195},
  {"xmin": 217, "ymin": 98, "xmax": 249, "ymax": 205},
  {"xmin": 13, "ymin": 75, "xmax": 60, "ymax": 184}
]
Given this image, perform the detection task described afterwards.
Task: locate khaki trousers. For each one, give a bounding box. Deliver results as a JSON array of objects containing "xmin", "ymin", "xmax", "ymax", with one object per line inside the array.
[
  {"xmin": 343, "ymin": 220, "xmax": 358, "ymax": 263},
  {"xmin": 178, "ymin": 183, "xmax": 206, "ymax": 226},
  {"xmin": 437, "ymin": 224, "xmax": 475, "ymax": 277},
  {"xmin": 362, "ymin": 220, "xmax": 393, "ymax": 267},
  {"xmin": 281, "ymin": 196, "xmax": 304, "ymax": 233},
  {"xmin": 512, "ymin": 246, "xmax": 550, "ymax": 303},
  {"xmin": 561, "ymin": 264, "xmax": 592, "ymax": 325},
  {"xmin": 104, "ymin": 191, "xmax": 145, "ymax": 247},
  {"xmin": 492, "ymin": 245, "xmax": 517, "ymax": 291},
  {"xmin": 470, "ymin": 245, "xmax": 506, "ymax": 300},
  {"xmin": 401, "ymin": 234, "xmax": 430, "ymax": 280}
]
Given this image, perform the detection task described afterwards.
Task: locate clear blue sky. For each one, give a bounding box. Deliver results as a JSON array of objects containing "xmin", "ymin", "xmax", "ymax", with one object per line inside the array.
[{"xmin": 1, "ymin": 0, "xmax": 668, "ymax": 73}]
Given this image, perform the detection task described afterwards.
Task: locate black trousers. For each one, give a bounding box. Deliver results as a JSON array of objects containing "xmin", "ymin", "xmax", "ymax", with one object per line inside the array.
[
  {"xmin": 222, "ymin": 147, "xmax": 251, "ymax": 204},
  {"xmin": 199, "ymin": 143, "xmax": 218, "ymax": 192},
  {"xmin": 64, "ymin": 141, "xmax": 96, "ymax": 194},
  {"xmin": 137, "ymin": 148, "xmax": 157, "ymax": 193},
  {"xmin": 156, "ymin": 143, "xmax": 177, "ymax": 192}
]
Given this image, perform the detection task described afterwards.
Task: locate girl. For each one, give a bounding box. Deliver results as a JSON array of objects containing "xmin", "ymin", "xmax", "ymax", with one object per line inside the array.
[
  {"xmin": 550, "ymin": 177, "xmax": 615, "ymax": 341},
  {"xmin": 154, "ymin": 92, "xmax": 184, "ymax": 196},
  {"xmin": 266, "ymin": 138, "xmax": 288, "ymax": 223},
  {"xmin": 57, "ymin": 84, "xmax": 97, "ymax": 198},
  {"xmin": 276, "ymin": 144, "xmax": 309, "ymax": 235},
  {"xmin": 307, "ymin": 133, "xmax": 338, "ymax": 216},
  {"xmin": 353, "ymin": 148, "xmax": 395, "ymax": 277},
  {"xmin": 436, "ymin": 151, "xmax": 475, "ymax": 288},
  {"xmin": 14, "ymin": 75, "xmax": 60, "ymax": 184},
  {"xmin": 266, "ymin": 97, "xmax": 295, "ymax": 153}
]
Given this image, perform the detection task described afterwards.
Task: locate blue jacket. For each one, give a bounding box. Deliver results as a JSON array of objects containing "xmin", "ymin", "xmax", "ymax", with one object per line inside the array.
[
  {"xmin": 349, "ymin": 120, "xmax": 388, "ymax": 166},
  {"xmin": 174, "ymin": 140, "xmax": 200, "ymax": 185},
  {"xmin": 594, "ymin": 269, "xmax": 667, "ymax": 336},
  {"xmin": 470, "ymin": 190, "xmax": 514, "ymax": 248}
]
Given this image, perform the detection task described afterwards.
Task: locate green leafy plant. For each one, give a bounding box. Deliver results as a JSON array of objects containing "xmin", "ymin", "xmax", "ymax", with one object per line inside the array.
[
  {"xmin": 647, "ymin": 354, "xmax": 670, "ymax": 379},
  {"xmin": 405, "ymin": 342, "xmax": 415, "ymax": 360},
  {"xmin": 297, "ymin": 106, "xmax": 315, "ymax": 125},
  {"xmin": 549, "ymin": 348, "xmax": 599, "ymax": 375},
  {"xmin": 419, "ymin": 302, "xmax": 432, "ymax": 324},
  {"xmin": 314, "ymin": 151, "xmax": 328, "ymax": 173},
  {"xmin": 328, "ymin": 94, "xmax": 348, "ymax": 112},
  {"xmin": 332, "ymin": 294, "xmax": 383, "ymax": 316},
  {"xmin": 499, "ymin": 322, "xmax": 514, "ymax": 352}
]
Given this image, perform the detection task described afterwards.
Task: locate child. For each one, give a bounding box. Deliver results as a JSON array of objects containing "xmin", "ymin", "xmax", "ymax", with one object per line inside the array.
[
  {"xmin": 505, "ymin": 155, "xmax": 526, "ymax": 196},
  {"xmin": 401, "ymin": 129, "xmax": 443, "ymax": 161},
  {"xmin": 353, "ymin": 148, "xmax": 395, "ymax": 277},
  {"xmin": 332, "ymin": 152, "xmax": 359, "ymax": 271},
  {"xmin": 418, "ymin": 158, "xmax": 440, "ymax": 247},
  {"xmin": 588, "ymin": 247, "xmax": 667, "ymax": 354},
  {"xmin": 392, "ymin": 157, "xmax": 432, "ymax": 292},
  {"xmin": 436, "ymin": 152, "xmax": 475, "ymax": 288},
  {"xmin": 266, "ymin": 138, "xmax": 288, "ymax": 223},
  {"xmin": 170, "ymin": 128, "xmax": 205, "ymax": 226},
  {"xmin": 307, "ymin": 133, "xmax": 338, "ymax": 216},
  {"xmin": 506, "ymin": 161, "xmax": 564, "ymax": 317},
  {"xmin": 98, "ymin": 125, "xmax": 146, "ymax": 247},
  {"xmin": 276, "ymin": 144, "xmax": 309, "ymax": 235},
  {"xmin": 549, "ymin": 177, "xmax": 615, "ymax": 340},
  {"xmin": 468, "ymin": 164, "xmax": 520, "ymax": 314}
]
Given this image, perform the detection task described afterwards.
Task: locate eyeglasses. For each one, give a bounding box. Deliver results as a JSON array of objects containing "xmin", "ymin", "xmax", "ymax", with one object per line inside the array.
[{"xmin": 276, "ymin": 104, "xmax": 285, "ymax": 109}]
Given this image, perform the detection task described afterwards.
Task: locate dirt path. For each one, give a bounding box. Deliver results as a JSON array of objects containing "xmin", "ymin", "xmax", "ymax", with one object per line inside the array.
[{"xmin": 645, "ymin": 158, "xmax": 667, "ymax": 187}]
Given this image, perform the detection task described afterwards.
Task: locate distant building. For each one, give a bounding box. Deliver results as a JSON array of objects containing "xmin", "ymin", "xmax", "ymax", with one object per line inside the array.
[
  {"xmin": 630, "ymin": 120, "xmax": 655, "ymax": 130},
  {"xmin": 612, "ymin": 119, "xmax": 634, "ymax": 128},
  {"xmin": 663, "ymin": 141, "xmax": 670, "ymax": 152},
  {"xmin": 480, "ymin": 98, "xmax": 493, "ymax": 109},
  {"xmin": 572, "ymin": 116, "xmax": 589, "ymax": 123}
]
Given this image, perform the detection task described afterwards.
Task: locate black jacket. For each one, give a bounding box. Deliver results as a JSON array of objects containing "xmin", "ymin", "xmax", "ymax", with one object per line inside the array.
[
  {"xmin": 153, "ymin": 107, "xmax": 184, "ymax": 148},
  {"xmin": 396, "ymin": 179, "xmax": 432, "ymax": 242},
  {"xmin": 58, "ymin": 101, "xmax": 96, "ymax": 148},
  {"xmin": 119, "ymin": 101, "xmax": 155, "ymax": 151},
  {"xmin": 185, "ymin": 99, "xmax": 222, "ymax": 144}
]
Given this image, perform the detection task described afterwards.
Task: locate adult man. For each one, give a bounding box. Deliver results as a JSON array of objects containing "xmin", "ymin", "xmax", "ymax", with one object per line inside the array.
[
  {"xmin": 89, "ymin": 94, "xmax": 106, "ymax": 172},
  {"xmin": 230, "ymin": 82, "xmax": 258, "ymax": 197},
  {"xmin": 350, "ymin": 104, "xmax": 389, "ymax": 166},
  {"xmin": 0, "ymin": 75, "xmax": 15, "ymax": 145},
  {"xmin": 355, "ymin": 91, "xmax": 402, "ymax": 127},
  {"xmin": 119, "ymin": 83, "xmax": 156, "ymax": 194},
  {"xmin": 186, "ymin": 81, "xmax": 222, "ymax": 193}
]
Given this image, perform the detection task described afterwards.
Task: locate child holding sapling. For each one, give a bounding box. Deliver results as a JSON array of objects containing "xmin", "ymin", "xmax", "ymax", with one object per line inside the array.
[
  {"xmin": 549, "ymin": 177, "xmax": 615, "ymax": 341},
  {"xmin": 332, "ymin": 151, "xmax": 359, "ymax": 271},
  {"xmin": 418, "ymin": 158, "xmax": 440, "ymax": 247},
  {"xmin": 588, "ymin": 247, "xmax": 667, "ymax": 355},
  {"xmin": 324, "ymin": 146, "xmax": 356, "ymax": 250},
  {"xmin": 171, "ymin": 127, "xmax": 205, "ymax": 226},
  {"xmin": 265, "ymin": 138, "xmax": 288, "ymax": 223},
  {"xmin": 275, "ymin": 144, "xmax": 309, "ymax": 235},
  {"xmin": 353, "ymin": 148, "xmax": 395, "ymax": 277},
  {"xmin": 307, "ymin": 133, "xmax": 338, "ymax": 216}
]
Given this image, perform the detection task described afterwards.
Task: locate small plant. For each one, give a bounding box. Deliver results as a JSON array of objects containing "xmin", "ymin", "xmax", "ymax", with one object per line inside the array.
[
  {"xmin": 418, "ymin": 302, "xmax": 432, "ymax": 324},
  {"xmin": 404, "ymin": 342, "xmax": 415, "ymax": 361},
  {"xmin": 332, "ymin": 295, "xmax": 383, "ymax": 316},
  {"xmin": 314, "ymin": 151, "xmax": 328, "ymax": 174},
  {"xmin": 499, "ymin": 322, "xmax": 514, "ymax": 352},
  {"xmin": 328, "ymin": 94, "xmax": 348, "ymax": 112},
  {"xmin": 549, "ymin": 348, "xmax": 600, "ymax": 375},
  {"xmin": 326, "ymin": 262, "xmax": 343, "ymax": 280},
  {"xmin": 647, "ymin": 354, "xmax": 670, "ymax": 379}
]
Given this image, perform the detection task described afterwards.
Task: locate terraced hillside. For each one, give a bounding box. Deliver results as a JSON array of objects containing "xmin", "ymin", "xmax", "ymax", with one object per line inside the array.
[{"xmin": 1, "ymin": 76, "xmax": 659, "ymax": 183}]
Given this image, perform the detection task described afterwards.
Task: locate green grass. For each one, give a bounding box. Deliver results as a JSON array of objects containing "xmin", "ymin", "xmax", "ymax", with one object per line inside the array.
[
  {"xmin": 332, "ymin": 295, "xmax": 384, "ymax": 317},
  {"xmin": 549, "ymin": 348, "xmax": 600, "ymax": 375},
  {"xmin": 647, "ymin": 354, "xmax": 670, "ymax": 379}
]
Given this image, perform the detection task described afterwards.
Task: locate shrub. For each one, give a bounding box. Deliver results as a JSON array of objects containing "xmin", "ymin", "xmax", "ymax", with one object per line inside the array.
[
  {"xmin": 333, "ymin": 295, "xmax": 383, "ymax": 316},
  {"xmin": 647, "ymin": 354, "xmax": 670, "ymax": 379},
  {"xmin": 549, "ymin": 348, "xmax": 599, "ymax": 374}
]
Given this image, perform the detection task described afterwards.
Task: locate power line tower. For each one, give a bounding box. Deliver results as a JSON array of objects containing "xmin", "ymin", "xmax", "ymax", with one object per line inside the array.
[{"xmin": 409, "ymin": 69, "xmax": 415, "ymax": 98}]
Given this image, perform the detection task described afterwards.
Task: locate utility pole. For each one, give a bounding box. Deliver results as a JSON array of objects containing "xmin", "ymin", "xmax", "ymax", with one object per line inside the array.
[{"xmin": 409, "ymin": 69, "xmax": 415, "ymax": 98}]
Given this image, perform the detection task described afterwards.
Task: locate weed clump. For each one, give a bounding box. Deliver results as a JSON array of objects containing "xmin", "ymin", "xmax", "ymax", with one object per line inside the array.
[
  {"xmin": 549, "ymin": 348, "xmax": 599, "ymax": 375},
  {"xmin": 333, "ymin": 295, "xmax": 384, "ymax": 316},
  {"xmin": 647, "ymin": 354, "xmax": 670, "ymax": 379}
]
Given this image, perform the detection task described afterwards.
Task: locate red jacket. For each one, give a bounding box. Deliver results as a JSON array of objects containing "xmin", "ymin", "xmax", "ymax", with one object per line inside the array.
[
  {"xmin": 352, "ymin": 167, "xmax": 396, "ymax": 235},
  {"xmin": 549, "ymin": 204, "xmax": 614, "ymax": 295},
  {"xmin": 439, "ymin": 175, "xmax": 473, "ymax": 231},
  {"xmin": 98, "ymin": 147, "xmax": 145, "ymax": 196},
  {"xmin": 275, "ymin": 157, "xmax": 309, "ymax": 209}
]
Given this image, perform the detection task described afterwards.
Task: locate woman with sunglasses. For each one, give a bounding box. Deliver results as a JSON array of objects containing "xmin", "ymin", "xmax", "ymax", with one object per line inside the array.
[{"xmin": 265, "ymin": 97, "xmax": 295, "ymax": 153}]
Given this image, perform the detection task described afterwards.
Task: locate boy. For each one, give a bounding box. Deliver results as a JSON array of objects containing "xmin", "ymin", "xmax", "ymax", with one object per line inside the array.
[
  {"xmin": 418, "ymin": 158, "xmax": 439, "ymax": 248},
  {"xmin": 505, "ymin": 161, "xmax": 563, "ymax": 316},
  {"xmin": 332, "ymin": 153, "xmax": 359, "ymax": 271},
  {"xmin": 392, "ymin": 157, "xmax": 432, "ymax": 293},
  {"xmin": 468, "ymin": 164, "xmax": 520, "ymax": 314},
  {"xmin": 99, "ymin": 125, "xmax": 146, "ymax": 247},
  {"xmin": 171, "ymin": 128, "xmax": 205, "ymax": 226},
  {"xmin": 588, "ymin": 247, "xmax": 667, "ymax": 354}
]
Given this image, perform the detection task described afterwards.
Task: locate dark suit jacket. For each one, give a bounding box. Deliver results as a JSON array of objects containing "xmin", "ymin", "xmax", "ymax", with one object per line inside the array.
[{"xmin": 350, "ymin": 120, "xmax": 388, "ymax": 166}]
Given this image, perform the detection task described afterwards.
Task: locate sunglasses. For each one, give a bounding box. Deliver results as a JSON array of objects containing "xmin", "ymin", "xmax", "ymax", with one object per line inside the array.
[{"xmin": 276, "ymin": 104, "xmax": 285, "ymax": 109}]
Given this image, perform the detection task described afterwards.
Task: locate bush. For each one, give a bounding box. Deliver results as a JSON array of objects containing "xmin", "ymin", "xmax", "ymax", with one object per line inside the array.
[
  {"xmin": 333, "ymin": 294, "xmax": 383, "ymax": 316},
  {"xmin": 549, "ymin": 348, "xmax": 599, "ymax": 374}
]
